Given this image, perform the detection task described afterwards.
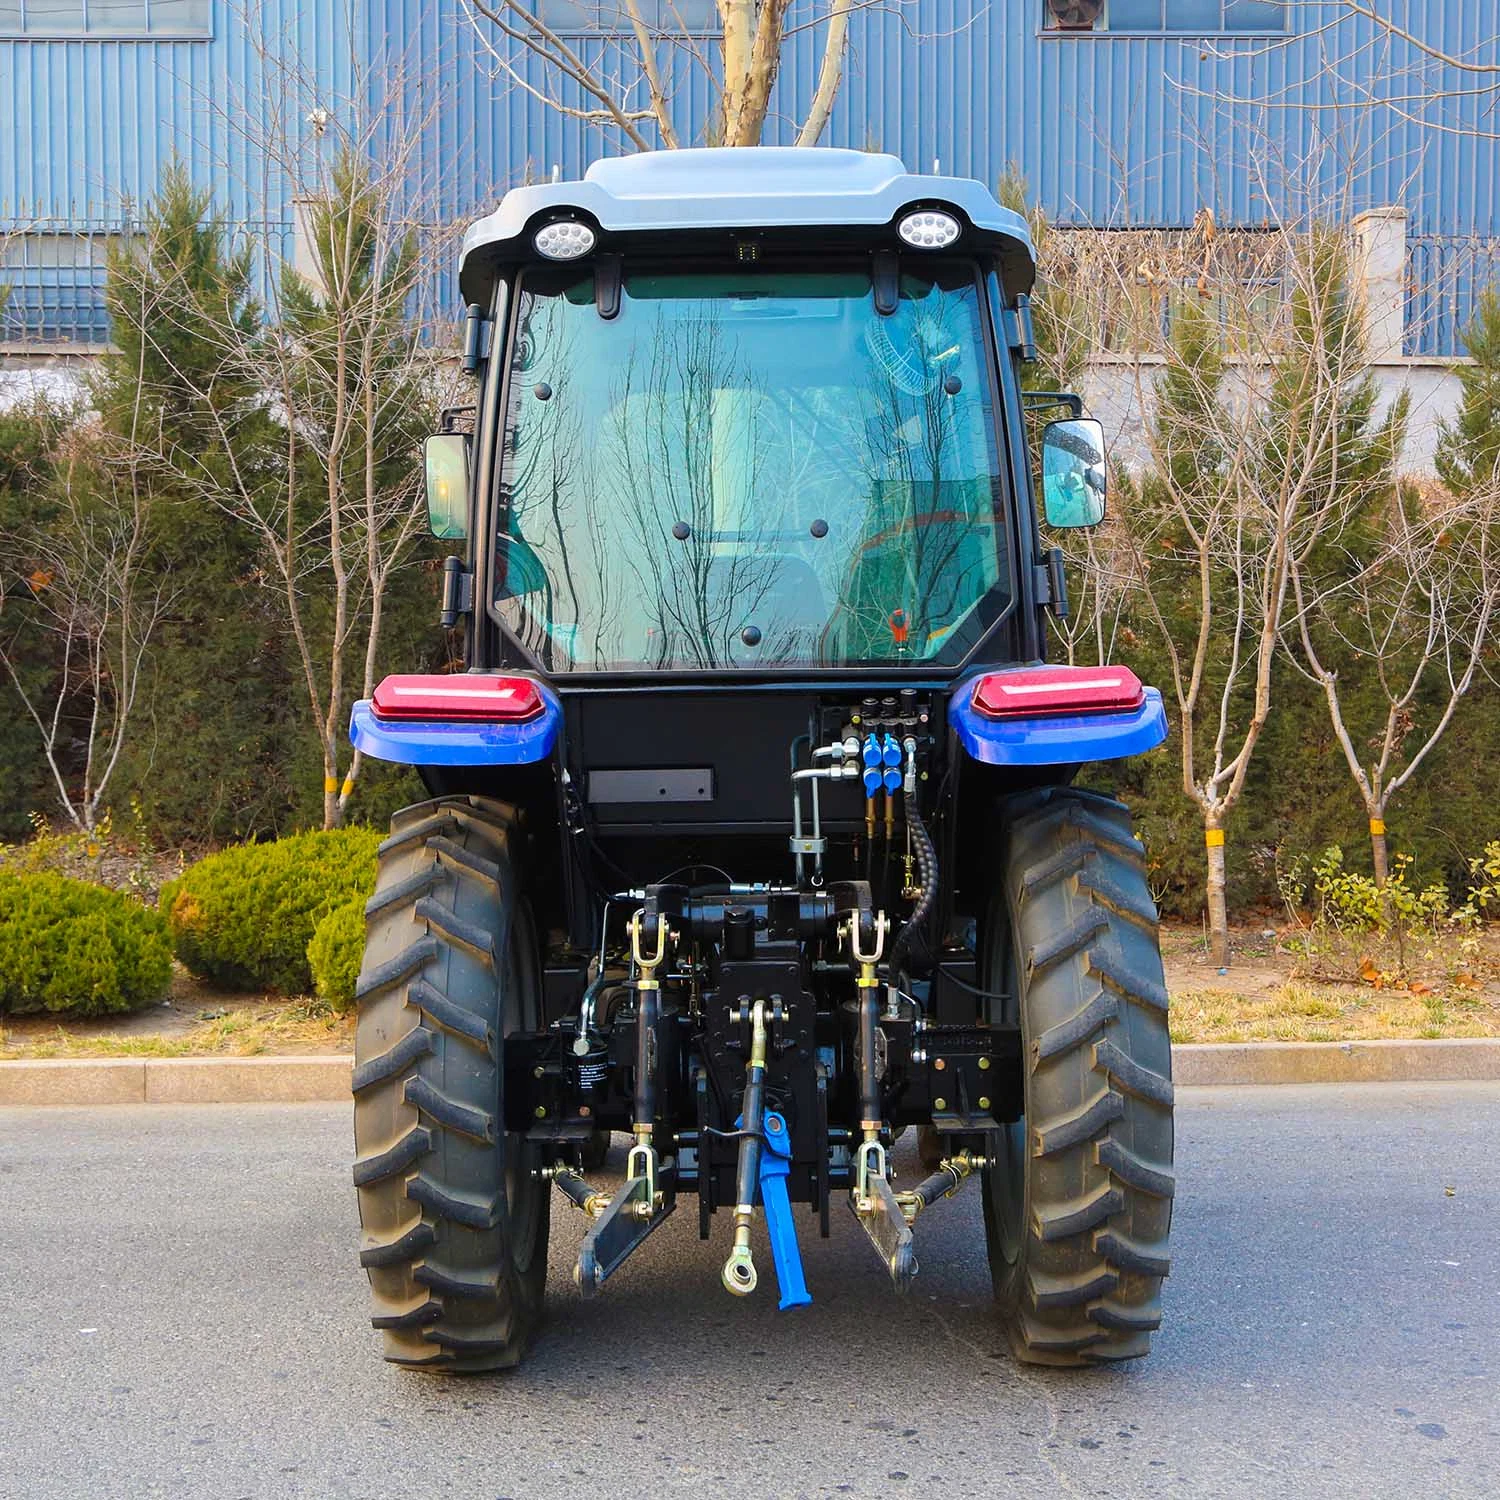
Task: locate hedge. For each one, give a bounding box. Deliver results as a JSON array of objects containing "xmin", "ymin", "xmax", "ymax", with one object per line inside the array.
[
  {"xmin": 160, "ymin": 827, "xmax": 380, "ymax": 994},
  {"xmin": 306, "ymin": 894, "xmax": 367, "ymax": 1011},
  {"xmin": 0, "ymin": 871, "xmax": 174, "ymax": 1017}
]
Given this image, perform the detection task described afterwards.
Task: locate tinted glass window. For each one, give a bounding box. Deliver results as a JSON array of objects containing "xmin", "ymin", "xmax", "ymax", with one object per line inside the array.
[
  {"xmin": 495, "ymin": 263, "xmax": 1012, "ymax": 672},
  {"xmin": 1094, "ymin": 0, "xmax": 1284, "ymax": 28},
  {"xmin": 0, "ymin": 0, "xmax": 210, "ymax": 32}
]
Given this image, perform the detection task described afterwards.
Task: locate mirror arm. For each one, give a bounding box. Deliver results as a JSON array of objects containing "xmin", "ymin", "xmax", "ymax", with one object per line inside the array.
[{"xmin": 1022, "ymin": 391, "xmax": 1084, "ymax": 418}]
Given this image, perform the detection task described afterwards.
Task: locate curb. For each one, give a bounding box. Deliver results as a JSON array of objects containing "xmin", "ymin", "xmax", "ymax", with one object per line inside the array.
[
  {"xmin": 0, "ymin": 1055, "xmax": 352, "ymax": 1107},
  {"xmin": 1171, "ymin": 1038, "xmax": 1500, "ymax": 1086},
  {"xmin": 2, "ymin": 1040, "xmax": 1500, "ymax": 1106}
]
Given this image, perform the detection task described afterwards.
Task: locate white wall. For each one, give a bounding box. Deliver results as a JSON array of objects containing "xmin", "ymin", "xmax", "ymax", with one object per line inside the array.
[
  {"xmin": 1079, "ymin": 359, "xmax": 1465, "ymax": 480},
  {"xmin": 0, "ymin": 351, "xmax": 1471, "ymax": 479}
]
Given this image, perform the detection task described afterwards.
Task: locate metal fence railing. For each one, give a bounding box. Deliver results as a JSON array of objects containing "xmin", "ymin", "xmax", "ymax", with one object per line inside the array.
[
  {"xmin": 1407, "ymin": 236, "xmax": 1500, "ymax": 359},
  {"xmin": 0, "ymin": 221, "xmax": 120, "ymax": 345},
  {"xmin": 5, "ymin": 218, "xmax": 1500, "ymax": 359},
  {"xmin": 0, "ymin": 216, "xmax": 472, "ymax": 350}
]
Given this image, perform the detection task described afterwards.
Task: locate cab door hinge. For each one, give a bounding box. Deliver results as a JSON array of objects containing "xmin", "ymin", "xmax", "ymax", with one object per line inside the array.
[
  {"xmin": 440, "ymin": 555, "xmax": 474, "ymax": 629},
  {"xmin": 1033, "ymin": 548, "xmax": 1070, "ymax": 621},
  {"xmin": 1006, "ymin": 295, "xmax": 1038, "ymax": 362}
]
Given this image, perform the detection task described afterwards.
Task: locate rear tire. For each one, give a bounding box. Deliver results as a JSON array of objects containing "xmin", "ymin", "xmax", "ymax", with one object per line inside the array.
[
  {"xmin": 352, "ymin": 796, "xmax": 549, "ymax": 1371},
  {"xmin": 981, "ymin": 787, "xmax": 1174, "ymax": 1365}
]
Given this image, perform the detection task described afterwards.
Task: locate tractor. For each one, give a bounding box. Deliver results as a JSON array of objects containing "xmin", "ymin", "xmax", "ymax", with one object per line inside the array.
[{"xmin": 348, "ymin": 147, "xmax": 1173, "ymax": 1372}]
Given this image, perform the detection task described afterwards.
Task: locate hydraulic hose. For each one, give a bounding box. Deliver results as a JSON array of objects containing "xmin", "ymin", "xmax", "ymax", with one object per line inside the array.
[{"xmin": 890, "ymin": 801, "xmax": 938, "ymax": 976}]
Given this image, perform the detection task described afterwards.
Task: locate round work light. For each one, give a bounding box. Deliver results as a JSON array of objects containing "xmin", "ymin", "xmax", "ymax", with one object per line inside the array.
[
  {"xmin": 896, "ymin": 209, "xmax": 961, "ymax": 249},
  {"xmin": 534, "ymin": 220, "xmax": 597, "ymax": 260}
]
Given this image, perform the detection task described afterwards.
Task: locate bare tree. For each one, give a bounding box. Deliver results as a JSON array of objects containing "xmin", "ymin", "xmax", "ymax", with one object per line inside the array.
[
  {"xmin": 1046, "ymin": 520, "xmax": 1139, "ymax": 668},
  {"xmin": 462, "ymin": 0, "xmax": 864, "ymax": 149},
  {"xmin": 0, "ymin": 434, "xmax": 173, "ymax": 832},
  {"xmin": 1333, "ymin": 2, "xmax": 1500, "ymax": 89},
  {"xmin": 178, "ymin": 162, "xmax": 447, "ymax": 829},
  {"xmin": 1121, "ymin": 226, "xmax": 1400, "ymax": 966},
  {"xmin": 1287, "ymin": 482, "xmax": 1500, "ymax": 884},
  {"xmin": 110, "ymin": 61, "xmax": 456, "ymax": 828},
  {"xmin": 1197, "ymin": 3, "xmax": 1500, "ymax": 140}
]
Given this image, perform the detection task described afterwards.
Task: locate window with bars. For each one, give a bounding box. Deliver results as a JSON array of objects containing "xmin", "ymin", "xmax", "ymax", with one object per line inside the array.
[
  {"xmin": 0, "ymin": 0, "xmax": 211, "ymax": 36},
  {"xmin": 1045, "ymin": 1, "xmax": 1285, "ymax": 31},
  {"xmin": 535, "ymin": 0, "xmax": 717, "ymax": 34}
]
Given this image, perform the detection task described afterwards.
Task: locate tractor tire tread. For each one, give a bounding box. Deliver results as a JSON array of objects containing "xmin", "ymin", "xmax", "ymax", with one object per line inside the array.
[
  {"xmin": 404, "ymin": 1075, "xmax": 497, "ymax": 1143},
  {"xmin": 1034, "ymin": 990, "xmax": 1117, "ymax": 1061},
  {"xmin": 988, "ymin": 786, "xmax": 1173, "ymax": 1367},
  {"xmin": 351, "ymin": 1125, "xmax": 432, "ymax": 1187},
  {"xmin": 351, "ymin": 1026, "xmax": 435, "ymax": 1094},
  {"xmin": 1033, "ymin": 1184, "xmax": 1124, "ymax": 1241},
  {"xmin": 353, "ymin": 794, "xmax": 547, "ymax": 1372}
]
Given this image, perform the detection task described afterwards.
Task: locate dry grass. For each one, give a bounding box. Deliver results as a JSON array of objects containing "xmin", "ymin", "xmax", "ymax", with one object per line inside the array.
[
  {"xmin": 1169, "ymin": 981, "xmax": 1500, "ymax": 1044},
  {"xmin": 5, "ymin": 917, "xmax": 1500, "ymax": 1058},
  {"xmin": 0, "ymin": 999, "xmax": 353, "ymax": 1060}
]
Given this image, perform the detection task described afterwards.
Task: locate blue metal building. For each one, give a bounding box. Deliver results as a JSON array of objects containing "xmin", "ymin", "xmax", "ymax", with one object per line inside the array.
[{"xmin": 1, "ymin": 0, "xmax": 1496, "ymax": 352}]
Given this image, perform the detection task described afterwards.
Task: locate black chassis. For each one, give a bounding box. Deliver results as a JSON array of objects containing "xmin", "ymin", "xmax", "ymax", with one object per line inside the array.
[{"xmin": 419, "ymin": 238, "xmax": 1077, "ymax": 1231}]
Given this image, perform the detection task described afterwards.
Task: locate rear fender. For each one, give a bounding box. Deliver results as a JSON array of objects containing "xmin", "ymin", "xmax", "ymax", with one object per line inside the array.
[
  {"xmin": 949, "ymin": 667, "xmax": 1168, "ymax": 768},
  {"xmin": 350, "ymin": 675, "xmax": 563, "ymax": 767}
]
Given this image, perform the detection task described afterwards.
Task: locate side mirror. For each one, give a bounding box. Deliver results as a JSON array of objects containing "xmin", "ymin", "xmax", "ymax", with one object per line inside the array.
[
  {"xmin": 424, "ymin": 433, "xmax": 469, "ymax": 540},
  {"xmin": 1040, "ymin": 417, "xmax": 1107, "ymax": 528}
]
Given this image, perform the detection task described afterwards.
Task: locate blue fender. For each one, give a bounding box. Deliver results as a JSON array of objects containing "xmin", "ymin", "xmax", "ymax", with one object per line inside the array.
[
  {"xmin": 949, "ymin": 679, "xmax": 1168, "ymax": 768},
  {"xmin": 349, "ymin": 686, "xmax": 563, "ymax": 768}
]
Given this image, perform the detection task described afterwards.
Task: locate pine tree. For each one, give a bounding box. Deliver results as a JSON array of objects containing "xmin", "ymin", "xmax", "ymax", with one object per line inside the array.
[
  {"xmin": 94, "ymin": 165, "xmax": 300, "ymax": 841},
  {"xmin": 1436, "ymin": 286, "xmax": 1500, "ymax": 497}
]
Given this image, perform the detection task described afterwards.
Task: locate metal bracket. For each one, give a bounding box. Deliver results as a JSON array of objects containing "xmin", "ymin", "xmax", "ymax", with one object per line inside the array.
[
  {"xmin": 848, "ymin": 1169, "xmax": 917, "ymax": 1294},
  {"xmin": 853, "ymin": 1137, "xmax": 887, "ymax": 1215},
  {"xmin": 575, "ymin": 1157, "xmax": 677, "ymax": 1295}
]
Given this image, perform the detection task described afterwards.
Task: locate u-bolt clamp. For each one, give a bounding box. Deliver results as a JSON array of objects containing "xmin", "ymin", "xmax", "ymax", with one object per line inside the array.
[
  {"xmin": 629, "ymin": 910, "xmax": 668, "ymax": 972},
  {"xmin": 847, "ymin": 910, "xmax": 889, "ymax": 971}
]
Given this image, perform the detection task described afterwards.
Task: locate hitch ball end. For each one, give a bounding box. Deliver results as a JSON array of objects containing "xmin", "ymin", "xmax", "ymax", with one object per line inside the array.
[{"xmin": 722, "ymin": 1235, "xmax": 758, "ymax": 1297}]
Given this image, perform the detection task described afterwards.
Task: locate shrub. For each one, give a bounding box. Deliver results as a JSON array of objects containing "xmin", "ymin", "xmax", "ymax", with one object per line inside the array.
[
  {"xmin": 160, "ymin": 828, "xmax": 380, "ymax": 993},
  {"xmin": 306, "ymin": 894, "xmax": 367, "ymax": 1011},
  {"xmin": 0, "ymin": 871, "xmax": 174, "ymax": 1017},
  {"xmin": 1308, "ymin": 845, "xmax": 1450, "ymax": 934}
]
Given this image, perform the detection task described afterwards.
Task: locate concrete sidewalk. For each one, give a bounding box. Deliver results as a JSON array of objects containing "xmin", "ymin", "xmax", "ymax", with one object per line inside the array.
[{"xmin": 3, "ymin": 1038, "xmax": 1499, "ymax": 1105}]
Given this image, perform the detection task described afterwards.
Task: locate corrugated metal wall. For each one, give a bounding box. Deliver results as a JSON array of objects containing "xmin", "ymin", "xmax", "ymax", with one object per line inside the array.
[
  {"xmin": 2, "ymin": 0, "xmax": 1497, "ymax": 348},
  {"xmin": 363, "ymin": 0, "xmax": 1499, "ymax": 235},
  {"xmin": 0, "ymin": 1, "xmax": 353, "ymax": 221}
]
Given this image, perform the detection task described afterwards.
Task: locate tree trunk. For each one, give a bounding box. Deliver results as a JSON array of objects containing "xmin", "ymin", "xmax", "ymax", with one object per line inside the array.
[
  {"xmin": 322, "ymin": 761, "xmax": 344, "ymax": 831},
  {"xmin": 1205, "ymin": 821, "xmax": 1229, "ymax": 968},
  {"xmin": 1369, "ymin": 812, "xmax": 1390, "ymax": 886}
]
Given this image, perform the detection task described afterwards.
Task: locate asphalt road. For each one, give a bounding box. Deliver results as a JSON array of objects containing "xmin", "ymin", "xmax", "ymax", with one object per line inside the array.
[{"xmin": 1, "ymin": 1084, "xmax": 1496, "ymax": 1500}]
